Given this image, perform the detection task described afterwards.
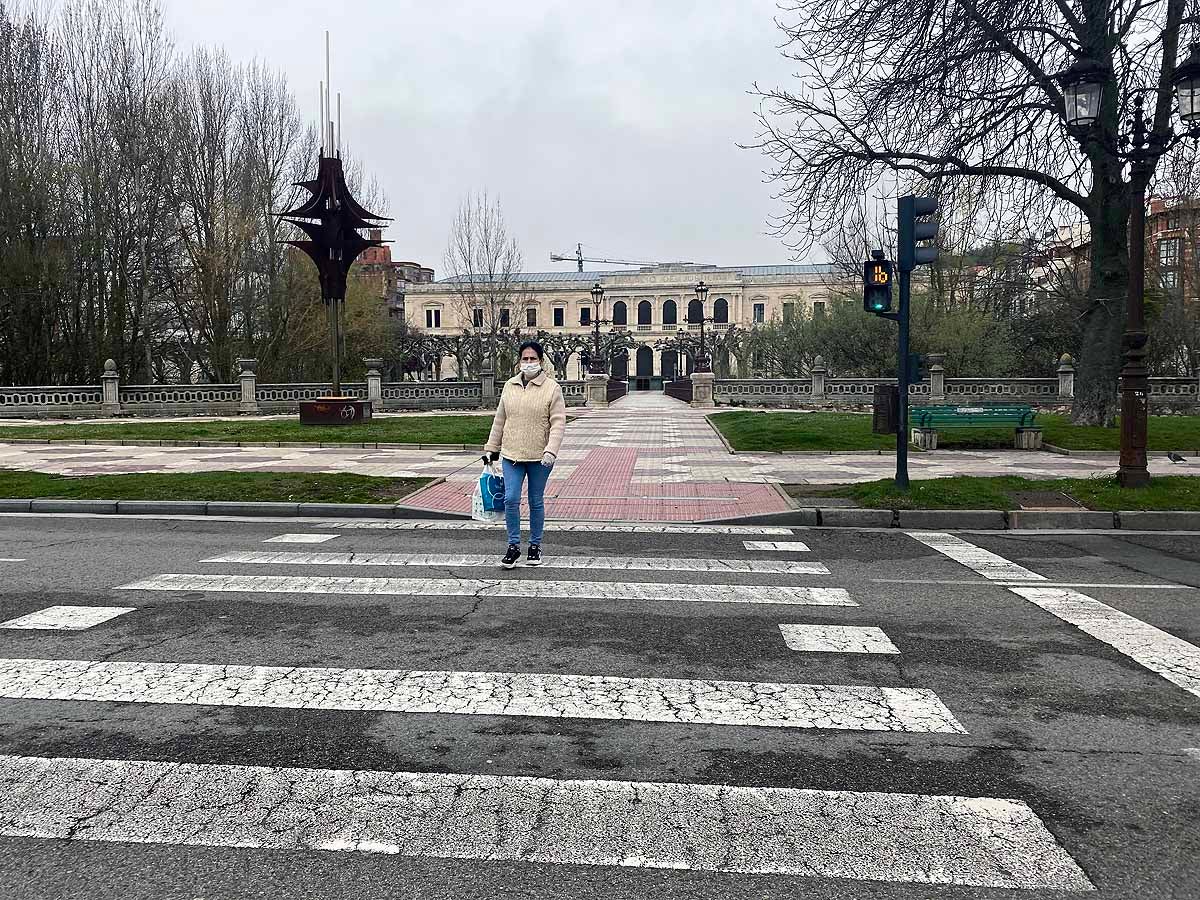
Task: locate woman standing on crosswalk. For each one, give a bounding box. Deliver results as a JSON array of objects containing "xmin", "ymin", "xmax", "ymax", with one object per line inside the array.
[{"xmin": 482, "ymin": 340, "xmax": 567, "ymax": 569}]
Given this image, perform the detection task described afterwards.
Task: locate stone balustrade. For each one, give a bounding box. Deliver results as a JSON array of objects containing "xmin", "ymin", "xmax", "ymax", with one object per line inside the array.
[{"xmin": 1, "ymin": 355, "xmax": 1195, "ymax": 418}]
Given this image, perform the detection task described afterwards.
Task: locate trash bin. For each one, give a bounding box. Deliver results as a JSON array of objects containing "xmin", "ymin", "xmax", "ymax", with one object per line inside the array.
[{"xmin": 872, "ymin": 384, "xmax": 898, "ymax": 434}]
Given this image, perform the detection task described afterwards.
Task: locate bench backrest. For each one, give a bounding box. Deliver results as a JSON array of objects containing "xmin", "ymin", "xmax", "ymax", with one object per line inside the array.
[{"xmin": 911, "ymin": 404, "xmax": 1037, "ymax": 427}]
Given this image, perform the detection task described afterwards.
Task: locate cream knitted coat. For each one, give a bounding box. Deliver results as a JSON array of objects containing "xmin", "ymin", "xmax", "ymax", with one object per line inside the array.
[{"xmin": 484, "ymin": 370, "xmax": 567, "ymax": 462}]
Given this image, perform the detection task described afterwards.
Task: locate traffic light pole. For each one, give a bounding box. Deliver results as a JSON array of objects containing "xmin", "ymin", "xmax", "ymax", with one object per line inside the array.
[{"xmin": 895, "ymin": 268, "xmax": 911, "ymax": 489}]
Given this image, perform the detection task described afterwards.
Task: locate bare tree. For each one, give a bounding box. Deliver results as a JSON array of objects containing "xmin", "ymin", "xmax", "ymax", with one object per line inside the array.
[
  {"xmin": 752, "ymin": 0, "xmax": 1196, "ymax": 424},
  {"xmin": 442, "ymin": 190, "xmax": 529, "ymax": 377}
]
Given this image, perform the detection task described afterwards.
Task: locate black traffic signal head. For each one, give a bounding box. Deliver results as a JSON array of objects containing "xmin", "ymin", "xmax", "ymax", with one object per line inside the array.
[
  {"xmin": 863, "ymin": 258, "xmax": 894, "ymax": 314},
  {"xmin": 898, "ymin": 194, "xmax": 939, "ymax": 271},
  {"xmin": 907, "ymin": 352, "xmax": 927, "ymax": 383}
]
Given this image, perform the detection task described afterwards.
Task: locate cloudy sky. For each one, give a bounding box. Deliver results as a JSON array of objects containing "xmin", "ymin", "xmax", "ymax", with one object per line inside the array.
[{"xmin": 164, "ymin": 1, "xmax": 805, "ymax": 276}]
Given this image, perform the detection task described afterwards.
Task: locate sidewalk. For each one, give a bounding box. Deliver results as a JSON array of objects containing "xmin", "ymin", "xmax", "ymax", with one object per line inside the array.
[{"xmin": 403, "ymin": 393, "xmax": 792, "ymax": 522}]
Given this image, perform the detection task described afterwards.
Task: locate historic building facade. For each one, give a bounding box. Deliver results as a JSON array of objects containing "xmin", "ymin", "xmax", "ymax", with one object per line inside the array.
[{"xmin": 404, "ymin": 263, "xmax": 847, "ymax": 380}]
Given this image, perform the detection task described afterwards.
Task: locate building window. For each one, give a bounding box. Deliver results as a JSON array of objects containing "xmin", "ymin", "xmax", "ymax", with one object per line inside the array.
[
  {"xmin": 612, "ymin": 301, "xmax": 627, "ymax": 326},
  {"xmin": 753, "ymin": 303, "xmax": 765, "ymax": 324},
  {"xmin": 425, "ymin": 307, "xmax": 442, "ymax": 329},
  {"xmin": 1167, "ymin": 210, "xmax": 1182, "ymax": 230},
  {"xmin": 812, "ymin": 300, "xmax": 827, "ymax": 318},
  {"xmin": 553, "ymin": 307, "xmax": 565, "ymax": 327},
  {"xmin": 662, "ymin": 299, "xmax": 677, "ymax": 326},
  {"xmin": 713, "ymin": 297, "xmax": 729, "ymax": 323},
  {"xmin": 1159, "ymin": 237, "xmax": 1181, "ymax": 267},
  {"xmin": 1163, "ymin": 269, "xmax": 1180, "ymax": 289},
  {"xmin": 687, "ymin": 299, "xmax": 703, "ymax": 323},
  {"xmin": 499, "ymin": 308, "xmax": 510, "ymax": 328},
  {"xmin": 526, "ymin": 307, "xmax": 537, "ymax": 328},
  {"xmin": 580, "ymin": 307, "xmax": 591, "ymax": 326},
  {"xmin": 782, "ymin": 302, "xmax": 795, "ymax": 323},
  {"xmin": 472, "ymin": 308, "xmax": 484, "ymax": 328},
  {"xmin": 637, "ymin": 300, "xmax": 652, "ymax": 325}
]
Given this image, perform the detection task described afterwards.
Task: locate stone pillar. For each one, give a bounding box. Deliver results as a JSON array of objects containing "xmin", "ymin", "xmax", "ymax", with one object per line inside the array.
[
  {"xmin": 691, "ymin": 370, "xmax": 715, "ymax": 409},
  {"xmin": 364, "ymin": 358, "xmax": 383, "ymax": 404},
  {"xmin": 810, "ymin": 356, "xmax": 826, "ymax": 400},
  {"xmin": 237, "ymin": 359, "xmax": 258, "ymax": 414},
  {"xmin": 927, "ymin": 353, "xmax": 946, "ymax": 402},
  {"xmin": 480, "ymin": 365, "xmax": 497, "ymax": 409},
  {"xmin": 587, "ymin": 372, "xmax": 610, "ymax": 408},
  {"xmin": 100, "ymin": 359, "xmax": 121, "ymax": 416},
  {"xmin": 1057, "ymin": 353, "xmax": 1075, "ymax": 400}
]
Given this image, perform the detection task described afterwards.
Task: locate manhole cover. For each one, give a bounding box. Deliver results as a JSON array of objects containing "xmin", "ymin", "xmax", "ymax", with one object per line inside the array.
[{"xmin": 1012, "ymin": 490, "xmax": 1084, "ymax": 510}]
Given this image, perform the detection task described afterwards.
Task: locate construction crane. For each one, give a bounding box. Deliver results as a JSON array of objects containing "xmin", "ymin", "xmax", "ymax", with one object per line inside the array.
[{"xmin": 550, "ymin": 243, "xmax": 693, "ymax": 272}]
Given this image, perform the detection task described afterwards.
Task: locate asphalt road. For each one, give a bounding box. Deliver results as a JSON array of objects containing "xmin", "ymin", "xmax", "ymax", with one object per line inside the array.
[{"xmin": 0, "ymin": 512, "xmax": 1197, "ymax": 900}]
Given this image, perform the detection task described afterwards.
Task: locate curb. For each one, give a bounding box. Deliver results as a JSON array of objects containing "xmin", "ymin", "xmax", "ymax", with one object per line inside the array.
[
  {"xmin": 0, "ymin": 438, "xmax": 485, "ymax": 452},
  {"xmin": 0, "ymin": 498, "xmax": 472, "ymax": 521},
  {"xmin": 703, "ymin": 505, "xmax": 1200, "ymax": 531}
]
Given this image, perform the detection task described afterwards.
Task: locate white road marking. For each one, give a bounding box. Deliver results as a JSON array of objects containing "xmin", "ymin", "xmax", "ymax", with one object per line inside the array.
[
  {"xmin": 908, "ymin": 532, "xmax": 1046, "ymax": 581},
  {"xmin": 1009, "ymin": 587, "xmax": 1200, "ymax": 700},
  {"xmin": 1183, "ymin": 748, "xmax": 1200, "ymax": 763},
  {"xmin": 0, "ymin": 558, "xmax": 24, "ymax": 563},
  {"xmin": 318, "ymin": 520, "xmax": 796, "ymax": 535},
  {"xmin": 0, "ymin": 658, "xmax": 963, "ymax": 732},
  {"xmin": 0, "ymin": 755, "xmax": 1090, "ymax": 889},
  {"xmin": 203, "ymin": 551, "xmax": 830, "ymax": 576},
  {"xmin": 874, "ymin": 578, "xmax": 1191, "ymax": 590},
  {"xmin": 262, "ymin": 533, "xmax": 340, "ymax": 544},
  {"xmin": 743, "ymin": 540, "xmax": 810, "ymax": 552},
  {"xmin": 0, "ymin": 605, "xmax": 136, "ymax": 631},
  {"xmin": 779, "ymin": 625, "xmax": 900, "ymax": 654},
  {"xmin": 118, "ymin": 574, "xmax": 855, "ymax": 606}
]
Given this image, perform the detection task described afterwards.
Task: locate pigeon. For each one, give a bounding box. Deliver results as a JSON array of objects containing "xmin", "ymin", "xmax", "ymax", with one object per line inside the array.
[{"xmin": 1167, "ymin": 451, "xmax": 1187, "ymax": 463}]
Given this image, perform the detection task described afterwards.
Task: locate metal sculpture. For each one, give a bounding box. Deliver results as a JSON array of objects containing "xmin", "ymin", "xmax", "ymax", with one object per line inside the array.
[{"xmin": 277, "ymin": 32, "xmax": 389, "ymax": 404}]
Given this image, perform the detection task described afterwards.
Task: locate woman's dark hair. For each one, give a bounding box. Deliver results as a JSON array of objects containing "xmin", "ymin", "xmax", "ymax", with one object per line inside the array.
[{"xmin": 518, "ymin": 340, "xmax": 545, "ymax": 361}]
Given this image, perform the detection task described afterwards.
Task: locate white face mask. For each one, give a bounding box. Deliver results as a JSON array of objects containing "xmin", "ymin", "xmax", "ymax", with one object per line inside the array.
[{"xmin": 520, "ymin": 361, "xmax": 542, "ymax": 377}]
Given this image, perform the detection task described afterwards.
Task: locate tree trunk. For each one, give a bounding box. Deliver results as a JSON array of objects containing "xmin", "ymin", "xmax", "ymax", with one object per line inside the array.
[{"xmin": 1072, "ymin": 155, "xmax": 1130, "ymax": 426}]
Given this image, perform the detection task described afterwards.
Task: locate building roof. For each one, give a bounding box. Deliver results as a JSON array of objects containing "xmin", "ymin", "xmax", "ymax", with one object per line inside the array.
[{"xmin": 436, "ymin": 263, "xmax": 835, "ymax": 284}]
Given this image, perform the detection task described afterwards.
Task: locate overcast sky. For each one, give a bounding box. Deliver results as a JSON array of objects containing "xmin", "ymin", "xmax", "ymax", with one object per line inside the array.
[{"xmin": 164, "ymin": 0, "xmax": 805, "ymax": 275}]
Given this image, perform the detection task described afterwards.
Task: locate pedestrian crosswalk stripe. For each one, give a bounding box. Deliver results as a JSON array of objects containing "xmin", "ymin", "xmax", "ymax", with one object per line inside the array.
[
  {"xmin": 908, "ymin": 532, "xmax": 1046, "ymax": 581},
  {"xmin": 0, "ymin": 605, "xmax": 136, "ymax": 631},
  {"xmin": 0, "ymin": 755, "xmax": 1090, "ymax": 889},
  {"xmin": 202, "ymin": 551, "xmax": 831, "ymax": 576},
  {"xmin": 317, "ymin": 520, "xmax": 795, "ymax": 535},
  {"xmin": 0, "ymin": 657, "xmax": 962, "ymax": 732},
  {"xmin": 263, "ymin": 534, "xmax": 340, "ymax": 544},
  {"xmin": 779, "ymin": 624, "xmax": 899, "ymax": 654},
  {"xmin": 1009, "ymin": 586, "xmax": 1200, "ymax": 700},
  {"xmin": 1184, "ymin": 748, "xmax": 1200, "ymax": 763},
  {"xmin": 743, "ymin": 540, "xmax": 810, "ymax": 552},
  {"xmin": 118, "ymin": 574, "xmax": 855, "ymax": 606}
]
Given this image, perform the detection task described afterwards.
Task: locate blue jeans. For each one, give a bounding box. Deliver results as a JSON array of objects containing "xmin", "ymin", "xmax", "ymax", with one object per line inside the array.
[{"xmin": 502, "ymin": 457, "xmax": 552, "ymax": 546}]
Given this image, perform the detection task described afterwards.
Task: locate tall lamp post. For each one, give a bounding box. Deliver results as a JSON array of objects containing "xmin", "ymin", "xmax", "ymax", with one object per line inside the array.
[
  {"xmin": 588, "ymin": 282, "xmax": 612, "ymax": 374},
  {"xmin": 1058, "ymin": 45, "xmax": 1200, "ymax": 487},
  {"xmin": 691, "ymin": 280, "xmax": 716, "ymax": 373}
]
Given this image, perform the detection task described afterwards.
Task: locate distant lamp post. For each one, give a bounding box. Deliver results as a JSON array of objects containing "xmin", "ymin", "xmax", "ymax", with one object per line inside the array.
[
  {"xmin": 1056, "ymin": 48, "xmax": 1200, "ymax": 487},
  {"xmin": 692, "ymin": 280, "xmax": 713, "ymax": 373},
  {"xmin": 588, "ymin": 282, "xmax": 611, "ymax": 374}
]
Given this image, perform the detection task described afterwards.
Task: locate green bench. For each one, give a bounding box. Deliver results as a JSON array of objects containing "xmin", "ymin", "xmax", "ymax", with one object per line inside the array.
[{"xmin": 909, "ymin": 404, "xmax": 1041, "ymax": 450}]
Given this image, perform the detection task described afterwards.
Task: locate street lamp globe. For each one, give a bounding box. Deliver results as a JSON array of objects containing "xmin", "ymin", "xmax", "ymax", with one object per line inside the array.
[
  {"xmin": 1172, "ymin": 43, "xmax": 1200, "ymax": 123},
  {"xmin": 1058, "ymin": 58, "xmax": 1107, "ymax": 128},
  {"xmin": 694, "ymin": 280, "xmax": 709, "ymax": 304},
  {"xmin": 590, "ymin": 282, "xmax": 605, "ymax": 307}
]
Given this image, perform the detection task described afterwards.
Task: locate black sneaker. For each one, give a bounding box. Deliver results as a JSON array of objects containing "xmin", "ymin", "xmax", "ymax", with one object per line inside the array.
[
  {"xmin": 526, "ymin": 545, "xmax": 542, "ymax": 566},
  {"xmin": 501, "ymin": 544, "xmax": 521, "ymax": 569}
]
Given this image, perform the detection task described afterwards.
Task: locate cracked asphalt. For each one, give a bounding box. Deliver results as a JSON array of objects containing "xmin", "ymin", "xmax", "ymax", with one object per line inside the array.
[{"xmin": 0, "ymin": 513, "xmax": 1197, "ymax": 899}]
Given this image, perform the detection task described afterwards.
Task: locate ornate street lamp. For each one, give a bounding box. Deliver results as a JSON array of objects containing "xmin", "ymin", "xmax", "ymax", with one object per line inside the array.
[
  {"xmin": 588, "ymin": 282, "xmax": 610, "ymax": 374},
  {"xmin": 1055, "ymin": 52, "xmax": 1200, "ymax": 487},
  {"xmin": 692, "ymin": 280, "xmax": 713, "ymax": 373}
]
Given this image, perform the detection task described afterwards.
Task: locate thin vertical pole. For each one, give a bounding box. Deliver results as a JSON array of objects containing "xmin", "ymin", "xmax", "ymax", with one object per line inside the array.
[
  {"xmin": 325, "ymin": 32, "xmax": 333, "ymax": 153},
  {"xmin": 1118, "ymin": 165, "xmax": 1151, "ymax": 486},
  {"xmin": 337, "ymin": 93, "xmax": 342, "ymax": 158},
  {"xmin": 896, "ymin": 268, "xmax": 911, "ymax": 489}
]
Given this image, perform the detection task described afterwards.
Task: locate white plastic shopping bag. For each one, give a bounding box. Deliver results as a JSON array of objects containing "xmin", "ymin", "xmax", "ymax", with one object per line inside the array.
[{"xmin": 470, "ymin": 463, "xmax": 505, "ymax": 524}]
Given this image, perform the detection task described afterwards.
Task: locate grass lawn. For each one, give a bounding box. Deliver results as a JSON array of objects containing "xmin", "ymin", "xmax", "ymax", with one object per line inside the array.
[
  {"xmin": 0, "ymin": 415, "xmax": 493, "ymax": 446},
  {"xmin": 712, "ymin": 410, "xmax": 1200, "ymax": 453},
  {"xmin": 787, "ymin": 475, "xmax": 1200, "ymax": 511},
  {"xmin": 0, "ymin": 470, "xmax": 432, "ymax": 504}
]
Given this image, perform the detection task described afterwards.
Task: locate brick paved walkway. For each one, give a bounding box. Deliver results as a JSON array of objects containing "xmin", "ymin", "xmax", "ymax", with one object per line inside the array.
[{"xmin": 404, "ymin": 393, "xmax": 792, "ymax": 522}]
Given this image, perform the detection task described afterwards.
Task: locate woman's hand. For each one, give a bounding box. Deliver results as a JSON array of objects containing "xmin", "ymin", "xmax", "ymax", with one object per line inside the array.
[{"xmin": 540, "ymin": 452, "xmax": 556, "ymax": 468}]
